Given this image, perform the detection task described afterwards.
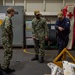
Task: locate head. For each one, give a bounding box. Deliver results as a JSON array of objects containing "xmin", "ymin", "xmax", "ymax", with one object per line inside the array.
[
  {"xmin": 34, "ymin": 10, "xmax": 41, "ymax": 19},
  {"xmin": 7, "ymin": 7, "xmax": 18, "ymax": 17},
  {"xmin": 57, "ymin": 12, "xmax": 64, "ymax": 21}
]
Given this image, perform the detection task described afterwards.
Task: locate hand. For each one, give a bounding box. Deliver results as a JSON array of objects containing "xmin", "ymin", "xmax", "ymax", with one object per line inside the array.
[
  {"xmin": 45, "ymin": 36, "xmax": 48, "ymax": 41},
  {"xmin": 58, "ymin": 27, "xmax": 64, "ymax": 31},
  {"xmin": 32, "ymin": 36, "xmax": 36, "ymax": 40}
]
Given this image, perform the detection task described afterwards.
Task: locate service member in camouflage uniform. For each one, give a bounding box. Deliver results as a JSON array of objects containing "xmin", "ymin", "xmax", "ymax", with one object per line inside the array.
[
  {"xmin": 31, "ymin": 10, "xmax": 49, "ymax": 63},
  {"xmin": 1, "ymin": 7, "xmax": 16, "ymax": 73}
]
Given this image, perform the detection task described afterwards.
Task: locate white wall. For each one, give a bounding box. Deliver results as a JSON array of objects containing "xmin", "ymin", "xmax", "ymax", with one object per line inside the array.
[
  {"xmin": 1, "ymin": 0, "xmax": 75, "ymax": 12},
  {"xmin": 5, "ymin": 0, "xmax": 24, "ymax": 6},
  {"xmin": 27, "ymin": 0, "xmax": 43, "ymax": 12},
  {"xmin": 15, "ymin": 0, "xmax": 24, "ymax": 6},
  {"xmin": 65, "ymin": 0, "xmax": 75, "ymax": 6},
  {"xmin": 6, "ymin": 0, "xmax": 13, "ymax": 6},
  {"xmin": 46, "ymin": 0, "xmax": 63, "ymax": 12}
]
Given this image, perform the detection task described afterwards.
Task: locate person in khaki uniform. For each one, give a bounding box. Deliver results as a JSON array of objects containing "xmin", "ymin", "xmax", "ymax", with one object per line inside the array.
[
  {"xmin": 1, "ymin": 7, "xmax": 17, "ymax": 73},
  {"xmin": 31, "ymin": 10, "xmax": 49, "ymax": 63}
]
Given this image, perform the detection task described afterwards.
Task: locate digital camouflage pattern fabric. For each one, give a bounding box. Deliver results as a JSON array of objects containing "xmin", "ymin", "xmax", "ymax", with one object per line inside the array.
[
  {"xmin": 32, "ymin": 17, "xmax": 49, "ymax": 57},
  {"xmin": 1, "ymin": 16, "xmax": 13, "ymax": 69}
]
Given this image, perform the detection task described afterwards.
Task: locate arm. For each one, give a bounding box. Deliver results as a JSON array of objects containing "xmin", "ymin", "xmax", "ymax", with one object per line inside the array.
[
  {"xmin": 62, "ymin": 18, "xmax": 70, "ymax": 29},
  {"xmin": 5, "ymin": 18, "xmax": 12, "ymax": 35},
  {"xmin": 44, "ymin": 19, "xmax": 49, "ymax": 36},
  {"xmin": 55, "ymin": 20, "xmax": 64, "ymax": 31},
  {"xmin": 44, "ymin": 19, "xmax": 49, "ymax": 40},
  {"xmin": 32, "ymin": 21, "xmax": 36, "ymax": 38},
  {"xmin": 55, "ymin": 20, "xmax": 59, "ymax": 30}
]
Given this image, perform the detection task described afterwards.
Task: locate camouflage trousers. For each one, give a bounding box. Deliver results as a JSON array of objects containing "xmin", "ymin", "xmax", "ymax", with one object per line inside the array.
[
  {"xmin": 2, "ymin": 38, "xmax": 13, "ymax": 69},
  {"xmin": 33, "ymin": 37, "xmax": 45, "ymax": 57}
]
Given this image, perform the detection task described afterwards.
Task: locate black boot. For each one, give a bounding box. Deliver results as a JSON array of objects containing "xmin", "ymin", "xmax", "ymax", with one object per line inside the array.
[
  {"xmin": 31, "ymin": 55, "xmax": 39, "ymax": 61},
  {"xmin": 39, "ymin": 57, "xmax": 44, "ymax": 63},
  {"xmin": 0, "ymin": 65, "xmax": 5, "ymax": 75},
  {"xmin": 2, "ymin": 68, "xmax": 15, "ymax": 74}
]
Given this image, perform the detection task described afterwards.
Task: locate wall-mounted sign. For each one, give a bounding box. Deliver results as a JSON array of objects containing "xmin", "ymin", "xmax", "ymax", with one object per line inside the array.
[{"xmin": 0, "ymin": 13, "xmax": 6, "ymax": 25}]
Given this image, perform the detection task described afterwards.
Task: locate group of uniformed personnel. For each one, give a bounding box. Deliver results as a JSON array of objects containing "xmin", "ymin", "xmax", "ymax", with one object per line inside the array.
[
  {"xmin": 31, "ymin": 11, "xmax": 70, "ymax": 62},
  {"xmin": 0, "ymin": 7, "xmax": 70, "ymax": 74}
]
